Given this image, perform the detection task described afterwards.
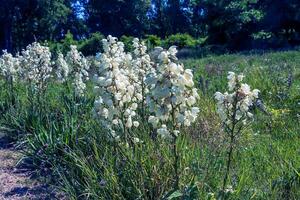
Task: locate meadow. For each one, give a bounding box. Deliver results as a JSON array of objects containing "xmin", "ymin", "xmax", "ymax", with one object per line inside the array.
[{"xmin": 0, "ymin": 39, "xmax": 299, "ymax": 200}]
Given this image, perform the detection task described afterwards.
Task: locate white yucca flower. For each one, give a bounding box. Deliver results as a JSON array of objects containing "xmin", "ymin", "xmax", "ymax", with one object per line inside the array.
[
  {"xmin": 146, "ymin": 46, "xmax": 200, "ymax": 139},
  {"xmin": 94, "ymin": 36, "xmax": 139, "ymax": 140},
  {"xmin": 65, "ymin": 45, "xmax": 90, "ymax": 96},
  {"xmin": 0, "ymin": 50, "xmax": 20, "ymax": 81},
  {"xmin": 131, "ymin": 38, "xmax": 154, "ymax": 116},
  {"xmin": 215, "ymin": 72, "xmax": 260, "ymax": 125},
  {"xmin": 56, "ymin": 53, "xmax": 69, "ymax": 82},
  {"xmin": 19, "ymin": 42, "xmax": 52, "ymax": 91}
]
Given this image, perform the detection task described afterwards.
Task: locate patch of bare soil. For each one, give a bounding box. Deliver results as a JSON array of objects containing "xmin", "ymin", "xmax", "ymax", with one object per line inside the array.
[{"xmin": 0, "ymin": 133, "xmax": 65, "ymax": 200}]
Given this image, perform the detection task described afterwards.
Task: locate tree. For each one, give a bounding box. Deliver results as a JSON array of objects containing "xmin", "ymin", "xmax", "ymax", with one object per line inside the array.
[
  {"xmin": 164, "ymin": 0, "xmax": 191, "ymax": 35},
  {"xmin": 86, "ymin": 0, "xmax": 151, "ymax": 37},
  {"xmin": 189, "ymin": 0, "xmax": 264, "ymax": 49},
  {"xmin": 0, "ymin": 0, "xmax": 77, "ymax": 52},
  {"xmin": 258, "ymin": 0, "xmax": 300, "ymax": 47},
  {"xmin": 0, "ymin": 0, "xmax": 24, "ymax": 51}
]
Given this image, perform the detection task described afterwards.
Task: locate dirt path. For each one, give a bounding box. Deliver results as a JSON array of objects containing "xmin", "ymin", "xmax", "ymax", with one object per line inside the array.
[{"xmin": 0, "ymin": 132, "xmax": 64, "ymax": 200}]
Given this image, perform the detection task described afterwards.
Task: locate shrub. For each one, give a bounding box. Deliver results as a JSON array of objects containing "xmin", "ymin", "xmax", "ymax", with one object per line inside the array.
[
  {"xmin": 78, "ymin": 32, "xmax": 105, "ymax": 56},
  {"xmin": 164, "ymin": 33, "xmax": 198, "ymax": 49},
  {"xmin": 143, "ymin": 34, "xmax": 162, "ymax": 48},
  {"xmin": 47, "ymin": 32, "xmax": 105, "ymax": 56},
  {"xmin": 120, "ymin": 35, "xmax": 135, "ymax": 51},
  {"xmin": 47, "ymin": 30, "xmax": 78, "ymax": 55}
]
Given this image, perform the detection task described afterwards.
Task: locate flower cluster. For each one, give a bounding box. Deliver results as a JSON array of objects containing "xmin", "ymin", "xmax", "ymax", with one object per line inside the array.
[
  {"xmin": 56, "ymin": 53, "xmax": 69, "ymax": 82},
  {"xmin": 146, "ymin": 46, "xmax": 200, "ymax": 139},
  {"xmin": 92, "ymin": 36, "xmax": 200, "ymax": 141},
  {"xmin": 0, "ymin": 50, "xmax": 20, "ymax": 81},
  {"xmin": 215, "ymin": 72, "xmax": 260, "ymax": 125},
  {"xmin": 93, "ymin": 36, "xmax": 140, "ymax": 140},
  {"xmin": 0, "ymin": 43, "xmax": 90, "ymax": 97},
  {"xmin": 19, "ymin": 42, "xmax": 52, "ymax": 91},
  {"xmin": 64, "ymin": 45, "xmax": 90, "ymax": 96},
  {"xmin": 131, "ymin": 38, "xmax": 154, "ymax": 112}
]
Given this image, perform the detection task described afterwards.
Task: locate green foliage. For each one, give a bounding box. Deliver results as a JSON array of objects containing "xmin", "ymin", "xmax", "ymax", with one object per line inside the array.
[
  {"xmin": 227, "ymin": 0, "xmax": 264, "ymax": 23},
  {"xmin": 1, "ymin": 0, "xmax": 300, "ymax": 52},
  {"xmin": 252, "ymin": 31, "xmax": 273, "ymax": 40},
  {"xmin": 47, "ymin": 33, "xmax": 208, "ymax": 56},
  {"xmin": 78, "ymin": 32, "xmax": 105, "ymax": 56},
  {"xmin": 60, "ymin": 31, "xmax": 78, "ymax": 52},
  {"xmin": 0, "ymin": 0, "xmax": 74, "ymax": 52},
  {"xmin": 86, "ymin": 0, "xmax": 151, "ymax": 36},
  {"xmin": 143, "ymin": 35, "xmax": 162, "ymax": 48},
  {"xmin": 164, "ymin": 33, "xmax": 199, "ymax": 49},
  {"xmin": 120, "ymin": 35, "xmax": 135, "ymax": 51},
  {"xmin": 48, "ymin": 32, "xmax": 105, "ymax": 56},
  {"xmin": 47, "ymin": 31, "xmax": 78, "ymax": 55}
]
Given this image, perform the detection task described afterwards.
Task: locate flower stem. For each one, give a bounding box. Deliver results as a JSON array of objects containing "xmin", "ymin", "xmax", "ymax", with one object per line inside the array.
[
  {"xmin": 172, "ymin": 135, "xmax": 179, "ymax": 189},
  {"xmin": 222, "ymin": 89, "xmax": 239, "ymax": 198},
  {"xmin": 222, "ymin": 131, "xmax": 234, "ymax": 196},
  {"xmin": 171, "ymin": 104, "xmax": 179, "ymax": 190}
]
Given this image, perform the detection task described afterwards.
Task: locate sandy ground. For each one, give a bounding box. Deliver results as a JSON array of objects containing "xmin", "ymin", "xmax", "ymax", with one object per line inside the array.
[{"xmin": 0, "ymin": 132, "xmax": 64, "ymax": 200}]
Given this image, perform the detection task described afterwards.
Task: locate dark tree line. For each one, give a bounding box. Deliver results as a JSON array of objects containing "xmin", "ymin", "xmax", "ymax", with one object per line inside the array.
[{"xmin": 1, "ymin": 0, "xmax": 300, "ymax": 53}]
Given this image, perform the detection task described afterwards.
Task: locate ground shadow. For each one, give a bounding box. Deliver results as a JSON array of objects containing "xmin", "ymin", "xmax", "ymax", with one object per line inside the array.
[
  {"xmin": 4, "ymin": 185, "xmax": 59, "ymax": 200},
  {"xmin": 0, "ymin": 135, "xmax": 14, "ymax": 149},
  {"xmin": 0, "ymin": 132, "xmax": 65, "ymax": 200}
]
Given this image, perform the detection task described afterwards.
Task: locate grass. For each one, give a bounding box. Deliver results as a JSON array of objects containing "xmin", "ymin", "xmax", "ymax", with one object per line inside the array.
[
  {"xmin": 182, "ymin": 51, "xmax": 300, "ymax": 199},
  {"xmin": 0, "ymin": 50, "xmax": 299, "ymax": 199}
]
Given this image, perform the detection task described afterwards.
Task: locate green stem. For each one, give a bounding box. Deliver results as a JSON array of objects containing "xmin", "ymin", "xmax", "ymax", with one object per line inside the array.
[
  {"xmin": 222, "ymin": 131, "xmax": 235, "ymax": 195},
  {"xmin": 172, "ymin": 135, "xmax": 179, "ymax": 189},
  {"xmin": 171, "ymin": 104, "xmax": 179, "ymax": 189},
  {"xmin": 222, "ymin": 88, "xmax": 239, "ymax": 198}
]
